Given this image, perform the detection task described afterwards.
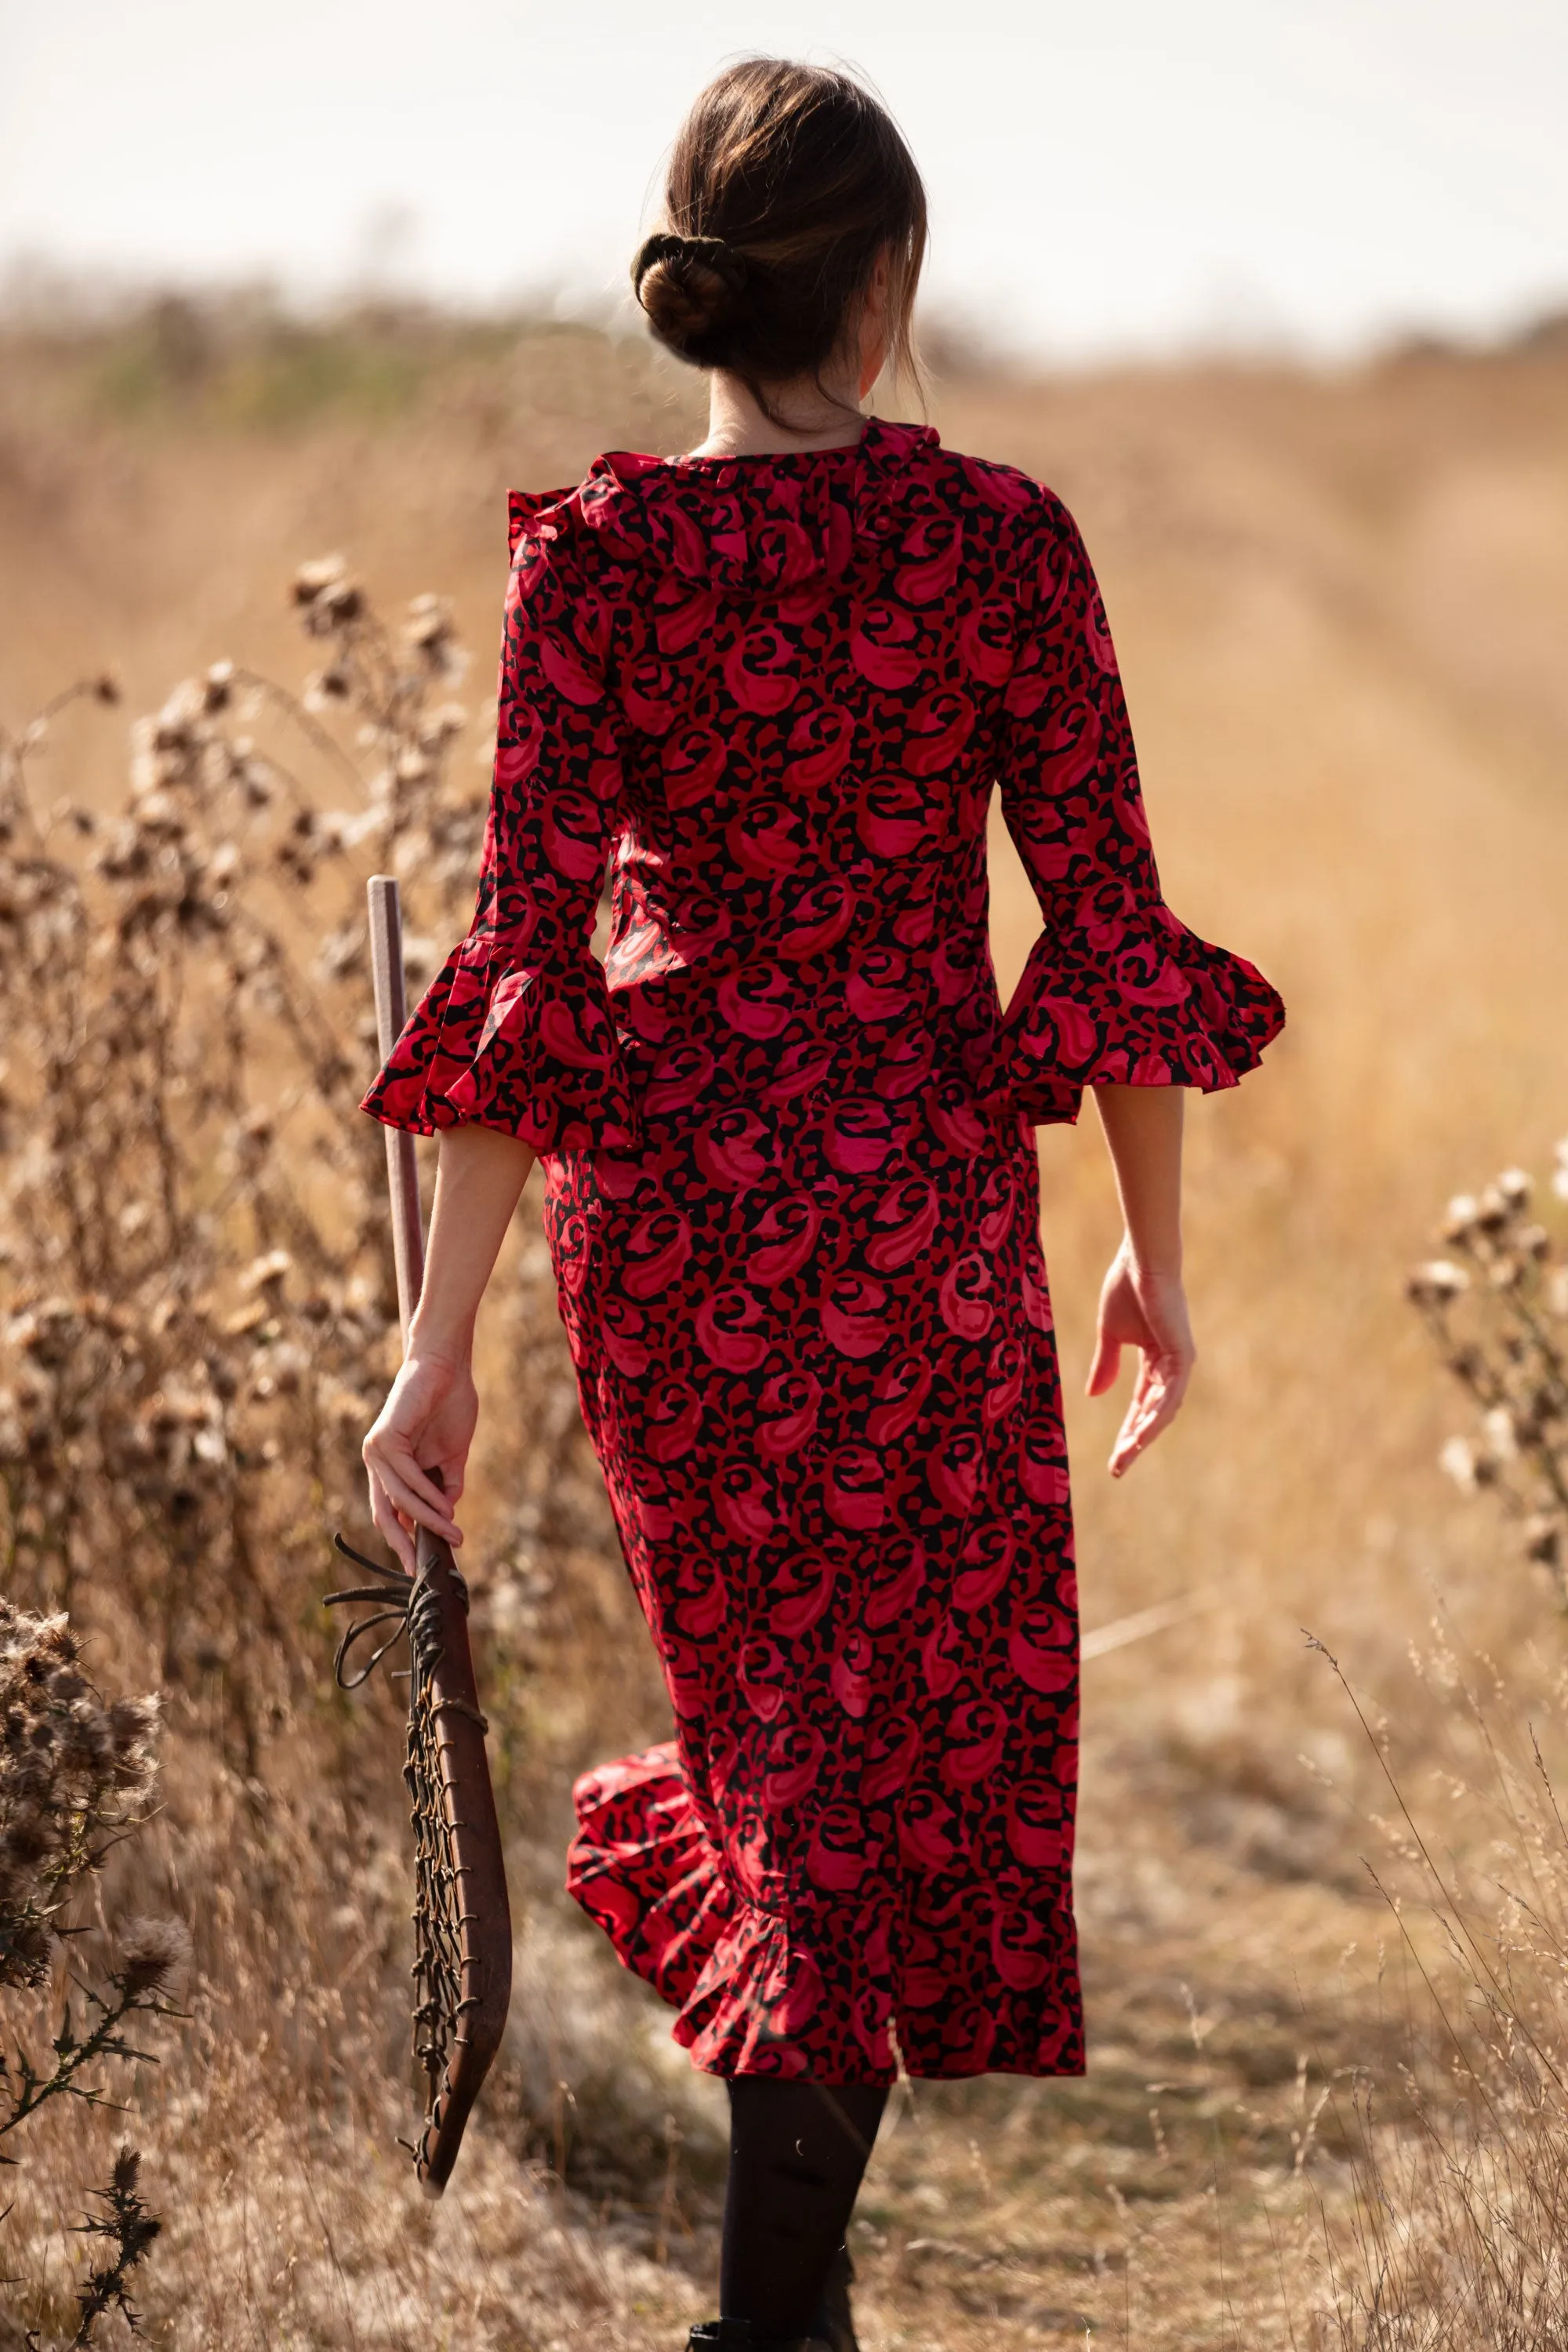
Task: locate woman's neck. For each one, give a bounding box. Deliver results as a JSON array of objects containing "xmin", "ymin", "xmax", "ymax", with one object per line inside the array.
[{"xmin": 684, "ymin": 367, "xmax": 867, "ymax": 459}]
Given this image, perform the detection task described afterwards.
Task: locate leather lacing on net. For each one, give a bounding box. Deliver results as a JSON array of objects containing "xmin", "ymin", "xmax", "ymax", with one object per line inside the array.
[{"xmin": 325, "ymin": 1532, "xmax": 489, "ymax": 2172}]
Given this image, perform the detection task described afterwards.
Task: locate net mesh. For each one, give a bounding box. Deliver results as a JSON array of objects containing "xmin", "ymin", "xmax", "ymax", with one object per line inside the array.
[
  {"xmin": 326, "ymin": 1532, "xmax": 478, "ymax": 2171},
  {"xmin": 403, "ymin": 1564, "xmax": 476, "ymax": 2153}
]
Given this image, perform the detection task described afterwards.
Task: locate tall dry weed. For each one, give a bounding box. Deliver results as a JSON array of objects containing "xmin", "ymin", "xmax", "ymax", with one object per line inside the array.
[
  {"xmin": 0, "ymin": 1592, "xmax": 187, "ymax": 2345},
  {"xmin": 0, "ymin": 562, "xmax": 481, "ymax": 1739},
  {"xmin": 1291, "ymin": 1147, "xmax": 1568, "ymax": 2347},
  {"xmin": 1305, "ymin": 1628, "xmax": 1568, "ymax": 2347},
  {"xmin": 0, "ymin": 553, "xmax": 699, "ymax": 2343},
  {"xmin": 1409, "ymin": 1151, "xmax": 1568, "ymax": 1599}
]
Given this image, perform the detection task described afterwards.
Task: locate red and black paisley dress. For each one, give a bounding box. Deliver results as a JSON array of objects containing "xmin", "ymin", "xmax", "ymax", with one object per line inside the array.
[{"xmin": 365, "ymin": 419, "xmax": 1284, "ymax": 2085}]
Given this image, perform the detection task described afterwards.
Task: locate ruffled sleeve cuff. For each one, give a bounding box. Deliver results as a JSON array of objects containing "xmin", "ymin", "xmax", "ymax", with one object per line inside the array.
[
  {"xmin": 978, "ymin": 884, "xmax": 1285, "ymax": 1127},
  {"xmin": 361, "ymin": 930, "xmax": 642, "ymax": 1153}
]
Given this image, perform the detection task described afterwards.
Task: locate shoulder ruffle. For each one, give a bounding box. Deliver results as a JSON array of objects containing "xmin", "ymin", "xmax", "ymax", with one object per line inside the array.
[
  {"xmin": 550, "ymin": 419, "xmax": 943, "ymax": 593},
  {"xmin": 978, "ymin": 882, "xmax": 1286, "ymax": 1125},
  {"xmin": 360, "ymin": 927, "xmax": 641, "ymax": 1153}
]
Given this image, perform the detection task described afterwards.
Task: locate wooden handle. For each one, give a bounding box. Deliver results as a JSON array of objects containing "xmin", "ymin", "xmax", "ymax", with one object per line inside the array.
[{"xmin": 367, "ymin": 875, "xmax": 426, "ymax": 1345}]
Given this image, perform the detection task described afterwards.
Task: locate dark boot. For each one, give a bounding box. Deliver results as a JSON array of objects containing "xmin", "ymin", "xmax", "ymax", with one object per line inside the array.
[
  {"xmin": 806, "ymin": 2245, "xmax": 859, "ymax": 2352},
  {"xmin": 686, "ymin": 2325, "xmax": 810, "ymax": 2350}
]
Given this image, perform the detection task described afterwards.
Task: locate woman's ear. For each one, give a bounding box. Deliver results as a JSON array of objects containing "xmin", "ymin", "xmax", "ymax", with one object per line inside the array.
[{"xmin": 857, "ymin": 247, "xmax": 893, "ymax": 397}]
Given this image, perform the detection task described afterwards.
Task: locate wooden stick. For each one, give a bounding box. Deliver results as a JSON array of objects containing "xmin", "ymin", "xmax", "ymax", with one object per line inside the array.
[{"xmin": 366, "ymin": 875, "xmax": 426, "ymax": 1345}]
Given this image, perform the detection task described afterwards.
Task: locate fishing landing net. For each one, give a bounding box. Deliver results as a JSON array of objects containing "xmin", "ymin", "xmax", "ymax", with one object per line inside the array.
[{"xmin": 324, "ymin": 874, "xmax": 512, "ymax": 2198}]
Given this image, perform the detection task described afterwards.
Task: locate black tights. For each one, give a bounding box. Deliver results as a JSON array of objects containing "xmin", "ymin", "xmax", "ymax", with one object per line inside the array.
[{"xmin": 720, "ymin": 2078, "xmax": 888, "ymax": 2343}]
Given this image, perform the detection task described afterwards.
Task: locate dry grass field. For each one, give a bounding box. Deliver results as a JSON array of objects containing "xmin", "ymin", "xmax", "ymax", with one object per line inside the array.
[{"xmin": 2, "ymin": 301, "xmax": 1567, "ymax": 2348}]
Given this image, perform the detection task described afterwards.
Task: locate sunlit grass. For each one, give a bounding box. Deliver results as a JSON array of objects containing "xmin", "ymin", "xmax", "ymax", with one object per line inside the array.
[{"xmin": 1, "ymin": 307, "xmax": 1566, "ymax": 2346}]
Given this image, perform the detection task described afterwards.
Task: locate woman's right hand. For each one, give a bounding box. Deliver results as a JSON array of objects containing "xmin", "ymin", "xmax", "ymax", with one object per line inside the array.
[
  {"xmin": 362, "ymin": 1347, "xmax": 477, "ymax": 1572},
  {"xmin": 1086, "ymin": 1244, "xmax": 1196, "ymax": 1479}
]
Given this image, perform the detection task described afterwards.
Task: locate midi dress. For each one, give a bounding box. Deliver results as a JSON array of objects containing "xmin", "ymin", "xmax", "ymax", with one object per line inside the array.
[{"xmin": 365, "ymin": 419, "xmax": 1284, "ymax": 2086}]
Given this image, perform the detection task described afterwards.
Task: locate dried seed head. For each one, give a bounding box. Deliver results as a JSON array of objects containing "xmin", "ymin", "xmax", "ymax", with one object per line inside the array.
[
  {"xmin": 405, "ymin": 593, "xmax": 451, "ymax": 652},
  {"xmin": 1407, "ymin": 1260, "xmax": 1469, "ymax": 1308},
  {"xmin": 292, "ymin": 555, "xmax": 348, "ymax": 604},
  {"xmin": 107, "ymin": 1711, "xmax": 159, "ymax": 1798},
  {"xmin": 1496, "ymin": 1167, "xmax": 1532, "ymax": 1210},
  {"xmin": 1439, "ymin": 1436, "xmax": 1494, "ymax": 1491},
  {"xmin": 403, "ymin": 593, "xmax": 466, "ymax": 681},
  {"xmin": 1523, "ymin": 1515, "xmax": 1563, "ymax": 1566},
  {"xmin": 1474, "ymin": 1186, "xmax": 1513, "ymax": 1237},
  {"xmin": 114, "ymin": 1913, "xmax": 192, "ymax": 2002},
  {"xmin": 156, "ymin": 679, "xmax": 207, "ymax": 742},
  {"xmin": 1443, "ymin": 1194, "xmax": 1480, "ymax": 1243},
  {"xmin": 314, "ymin": 925, "xmax": 365, "ymax": 984},
  {"xmin": 292, "ymin": 556, "xmax": 364, "ymax": 633},
  {"xmin": 303, "ymin": 665, "xmax": 351, "ymax": 708},
  {"xmin": 1482, "ymin": 1405, "xmax": 1519, "ymax": 1460}
]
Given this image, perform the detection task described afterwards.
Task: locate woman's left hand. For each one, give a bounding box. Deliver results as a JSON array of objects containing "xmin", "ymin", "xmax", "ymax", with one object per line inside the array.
[{"xmin": 1086, "ymin": 1244, "xmax": 1196, "ymax": 1477}]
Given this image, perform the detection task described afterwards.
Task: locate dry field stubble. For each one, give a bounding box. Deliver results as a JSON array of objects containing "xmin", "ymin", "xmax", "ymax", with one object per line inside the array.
[{"xmin": 2, "ymin": 306, "xmax": 1567, "ymax": 2347}]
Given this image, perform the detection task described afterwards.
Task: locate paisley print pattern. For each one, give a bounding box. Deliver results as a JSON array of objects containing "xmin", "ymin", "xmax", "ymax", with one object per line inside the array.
[{"xmin": 365, "ymin": 420, "xmax": 1284, "ymax": 2083}]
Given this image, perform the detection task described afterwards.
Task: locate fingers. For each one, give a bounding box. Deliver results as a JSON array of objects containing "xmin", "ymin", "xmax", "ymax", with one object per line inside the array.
[
  {"xmin": 1085, "ymin": 1323, "xmax": 1122, "ymax": 1399},
  {"xmin": 1108, "ymin": 1353, "xmax": 1193, "ymax": 1477},
  {"xmin": 1091, "ymin": 1258, "xmax": 1196, "ymax": 1475},
  {"xmin": 362, "ymin": 1433, "xmax": 464, "ymax": 1547},
  {"xmin": 368, "ymin": 1470, "xmax": 417, "ymax": 1575},
  {"xmin": 1108, "ymin": 1355, "xmax": 1157, "ymax": 1476}
]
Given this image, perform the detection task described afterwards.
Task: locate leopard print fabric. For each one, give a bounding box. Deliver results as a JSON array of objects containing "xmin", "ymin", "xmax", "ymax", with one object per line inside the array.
[{"xmin": 365, "ymin": 420, "xmax": 1283, "ymax": 2082}]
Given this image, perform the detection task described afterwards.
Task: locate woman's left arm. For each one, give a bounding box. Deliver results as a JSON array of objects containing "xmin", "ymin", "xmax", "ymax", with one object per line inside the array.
[
  {"xmin": 1086, "ymin": 1083, "xmax": 1195, "ymax": 1478},
  {"xmin": 989, "ymin": 488, "xmax": 1282, "ymax": 1473},
  {"xmin": 361, "ymin": 1124, "xmax": 535, "ymax": 1569}
]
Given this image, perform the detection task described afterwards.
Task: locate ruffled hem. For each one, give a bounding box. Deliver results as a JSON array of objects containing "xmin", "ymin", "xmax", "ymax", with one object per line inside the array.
[
  {"xmin": 565, "ymin": 1744, "xmax": 898, "ymax": 2082},
  {"xmin": 361, "ymin": 931, "xmax": 642, "ymax": 1153},
  {"xmin": 565, "ymin": 1746, "xmax": 735, "ymax": 2009},
  {"xmin": 979, "ymin": 889, "xmax": 1285, "ymax": 1127}
]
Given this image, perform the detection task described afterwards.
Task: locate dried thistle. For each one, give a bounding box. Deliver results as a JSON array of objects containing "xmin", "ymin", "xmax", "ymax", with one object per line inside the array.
[
  {"xmin": 0, "ymin": 540, "xmax": 597, "ymax": 2314},
  {"xmin": 69, "ymin": 2145, "xmax": 162, "ymax": 2345},
  {"xmin": 114, "ymin": 1915, "xmax": 192, "ymax": 2005},
  {"xmin": 1410, "ymin": 1143, "xmax": 1568, "ymax": 1595},
  {"xmin": 0, "ymin": 560, "xmax": 488, "ymax": 1765},
  {"xmin": 0, "ymin": 1599, "xmax": 158, "ymax": 1989}
]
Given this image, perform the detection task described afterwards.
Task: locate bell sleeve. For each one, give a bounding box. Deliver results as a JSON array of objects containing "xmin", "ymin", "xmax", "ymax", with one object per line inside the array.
[
  {"xmin": 361, "ymin": 514, "xmax": 640, "ymax": 1155},
  {"xmin": 981, "ymin": 491, "xmax": 1284, "ymax": 1126}
]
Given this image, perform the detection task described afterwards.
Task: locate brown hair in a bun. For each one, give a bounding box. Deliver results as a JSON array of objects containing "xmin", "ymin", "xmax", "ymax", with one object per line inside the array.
[
  {"xmin": 633, "ymin": 59, "xmax": 926, "ymax": 401},
  {"xmin": 633, "ymin": 233, "xmax": 753, "ymax": 368}
]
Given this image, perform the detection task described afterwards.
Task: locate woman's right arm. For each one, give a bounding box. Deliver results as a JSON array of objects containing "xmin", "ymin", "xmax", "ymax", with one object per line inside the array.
[
  {"xmin": 362, "ymin": 1124, "xmax": 535, "ymax": 1568},
  {"xmin": 359, "ymin": 512, "xmax": 639, "ymax": 1567}
]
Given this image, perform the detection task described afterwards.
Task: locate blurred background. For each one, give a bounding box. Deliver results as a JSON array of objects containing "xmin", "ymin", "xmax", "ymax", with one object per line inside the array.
[
  {"xmin": 2, "ymin": 6, "xmax": 1566, "ymax": 2349},
  {"xmin": 4, "ymin": 0, "xmax": 1567, "ymax": 359}
]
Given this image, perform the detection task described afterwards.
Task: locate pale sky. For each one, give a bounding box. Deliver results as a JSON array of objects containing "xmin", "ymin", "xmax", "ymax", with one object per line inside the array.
[{"xmin": 1, "ymin": 0, "xmax": 1564, "ymax": 361}]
